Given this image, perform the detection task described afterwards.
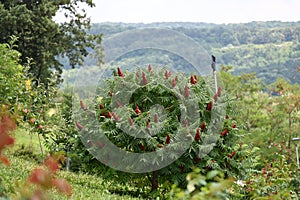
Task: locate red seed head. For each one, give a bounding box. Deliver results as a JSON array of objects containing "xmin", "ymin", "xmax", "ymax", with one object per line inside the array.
[
  {"xmin": 232, "ymin": 124, "xmax": 237, "ymax": 128},
  {"xmin": 146, "ymin": 119, "xmax": 150, "ymax": 128},
  {"xmin": 172, "ymin": 78, "xmax": 176, "ymax": 88},
  {"xmin": 165, "ymin": 133, "xmax": 171, "ymax": 144},
  {"xmin": 80, "ymin": 100, "xmax": 87, "ymax": 110},
  {"xmin": 214, "ymin": 93, "xmax": 218, "ymax": 101},
  {"xmin": 139, "ymin": 143, "xmax": 145, "ymax": 151},
  {"xmin": 142, "ymin": 72, "xmax": 148, "ymax": 85},
  {"xmin": 206, "ymin": 101, "xmax": 213, "ymax": 111},
  {"xmin": 116, "ymin": 101, "xmax": 122, "ymax": 108},
  {"xmin": 75, "ymin": 121, "xmax": 83, "ymax": 130},
  {"xmin": 165, "ymin": 70, "xmax": 171, "ymax": 79},
  {"xmin": 221, "ymin": 129, "xmax": 229, "ymax": 137},
  {"xmin": 154, "ymin": 113, "xmax": 159, "ymax": 123},
  {"xmin": 99, "ymin": 104, "xmax": 104, "ymax": 109},
  {"xmin": 229, "ymin": 151, "xmax": 236, "ymax": 158},
  {"xmin": 117, "ymin": 67, "xmax": 124, "ymax": 77},
  {"xmin": 129, "ymin": 117, "xmax": 134, "ymax": 126},
  {"xmin": 112, "ymin": 112, "xmax": 120, "ymax": 122},
  {"xmin": 107, "ymin": 111, "xmax": 112, "ymax": 118},
  {"xmin": 184, "ymin": 84, "xmax": 189, "ymax": 99},
  {"xmin": 148, "ymin": 64, "xmax": 152, "ymax": 72},
  {"xmin": 195, "ymin": 129, "xmax": 201, "ymax": 141},
  {"xmin": 135, "ymin": 106, "xmax": 142, "ymax": 115},
  {"xmin": 190, "ymin": 75, "xmax": 197, "ymax": 84},
  {"xmin": 217, "ymin": 87, "xmax": 222, "ymax": 97},
  {"xmin": 184, "ymin": 119, "xmax": 188, "ymax": 127},
  {"xmin": 200, "ymin": 122, "xmax": 206, "ymax": 132}
]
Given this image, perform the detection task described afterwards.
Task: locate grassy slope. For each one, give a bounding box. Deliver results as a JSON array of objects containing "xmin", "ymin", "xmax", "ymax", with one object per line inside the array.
[{"xmin": 1, "ymin": 128, "xmax": 141, "ymax": 200}]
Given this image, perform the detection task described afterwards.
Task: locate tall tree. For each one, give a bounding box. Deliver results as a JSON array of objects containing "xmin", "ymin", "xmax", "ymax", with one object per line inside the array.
[{"xmin": 0, "ymin": 0, "xmax": 101, "ymax": 84}]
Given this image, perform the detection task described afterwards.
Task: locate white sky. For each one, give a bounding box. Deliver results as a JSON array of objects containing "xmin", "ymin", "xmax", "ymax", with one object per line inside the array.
[{"xmin": 64, "ymin": 0, "xmax": 300, "ymax": 24}]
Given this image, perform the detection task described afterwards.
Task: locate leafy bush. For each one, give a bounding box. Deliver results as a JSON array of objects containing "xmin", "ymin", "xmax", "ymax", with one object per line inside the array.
[{"xmin": 72, "ymin": 66, "xmax": 247, "ymax": 197}]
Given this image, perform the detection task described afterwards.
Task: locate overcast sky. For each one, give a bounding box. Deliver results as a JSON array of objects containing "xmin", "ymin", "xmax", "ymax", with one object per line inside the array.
[{"xmin": 62, "ymin": 0, "xmax": 300, "ymax": 24}]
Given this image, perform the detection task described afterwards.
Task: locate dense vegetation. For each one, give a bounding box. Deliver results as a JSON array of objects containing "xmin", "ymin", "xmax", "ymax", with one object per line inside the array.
[
  {"xmin": 0, "ymin": 0, "xmax": 102, "ymax": 84},
  {"xmin": 0, "ymin": 2, "xmax": 300, "ymax": 198},
  {"xmin": 84, "ymin": 21, "xmax": 300, "ymax": 84}
]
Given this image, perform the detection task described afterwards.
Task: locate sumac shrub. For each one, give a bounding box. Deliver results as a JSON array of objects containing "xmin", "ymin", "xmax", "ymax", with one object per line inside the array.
[{"xmin": 73, "ymin": 66, "xmax": 247, "ymax": 195}]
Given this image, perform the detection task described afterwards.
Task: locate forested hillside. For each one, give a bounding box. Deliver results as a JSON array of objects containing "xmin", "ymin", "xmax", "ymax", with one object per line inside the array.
[{"xmin": 84, "ymin": 21, "xmax": 300, "ymax": 84}]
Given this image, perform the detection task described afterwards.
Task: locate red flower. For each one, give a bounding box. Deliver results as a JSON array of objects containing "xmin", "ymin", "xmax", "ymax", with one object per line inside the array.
[
  {"xmin": 99, "ymin": 104, "xmax": 104, "ymax": 109},
  {"xmin": 165, "ymin": 133, "xmax": 171, "ymax": 144},
  {"xmin": 75, "ymin": 121, "xmax": 83, "ymax": 130},
  {"xmin": 135, "ymin": 106, "xmax": 142, "ymax": 115},
  {"xmin": 184, "ymin": 84, "xmax": 189, "ymax": 98},
  {"xmin": 38, "ymin": 125, "xmax": 43, "ymax": 130},
  {"xmin": 232, "ymin": 124, "xmax": 237, "ymax": 128},
  {"xmin": 195, "ymin": 129, "xmax": 200, "ymax": 141},
  {"xmin": 200, "ymin": 121, "xmax": 206, "ymax": 132},
  {"xmin": 80, "ymin": 100, "xmax": 87, "ymax": 110},
  {"xmin": 148, "ymin": 64, "xmax": 152, "ymax": 72},
  {"xmin": 226, "ymin": 115, "xmax": 230, "ymax": 119},
  {"xmin": 206, "ymin": 101, "xmax": 213, "ymax": 111},
  {"xmin": 22, "ymin": 108, "xmax": 28, "ymax": 113},
  {"xmin": 117, "ymin": 67, "xmax": 124, "ymax": 77},
  {"xmin": 221, "ymin": 129, "xmax": 229, "ymax": 137},
  {"xmin": 190, "ymin": 75, "xmax": 197, "ymax": 84},
  {"xmin": 142, "ymin": 71, "xmax": 148, "ymax": 85}
]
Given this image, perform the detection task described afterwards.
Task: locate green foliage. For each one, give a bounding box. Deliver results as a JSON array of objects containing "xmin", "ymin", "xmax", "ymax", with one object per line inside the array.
[
  {"xmin": 0, "ymin": 37, "xmax": 29, "ymax": 109},
  {"xmin": 70, "ymin": 66, "xmax": 248, "ymax": 197},
  {"xmin": 169, "ymin": 169, "xmax": 234, "ymax": 200},
  {"xmin": 0, "ymin": 0, "xmax": 102, "ymax": 84}
]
